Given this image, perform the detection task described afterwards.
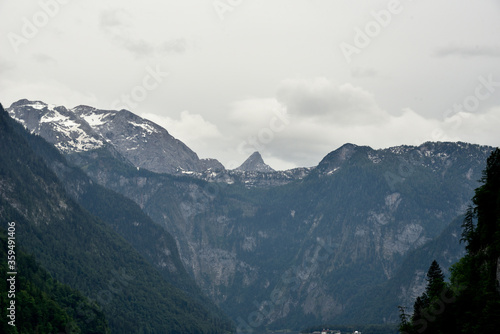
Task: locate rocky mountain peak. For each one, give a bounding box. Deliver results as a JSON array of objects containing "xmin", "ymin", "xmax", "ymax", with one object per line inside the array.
[
  {"xmin": 7, "ymin": 99, "xmax": 224, "ymax": 174},
  {"xmin": 9, "ymin": 99, "xmax": 46, "ymax": 109},
  {"xmin": 316, "ymin": 143, "xmax": 361, "ymax": 174},
  {"xmin": 235, "ymin": 151, "xmax": 275, "ymax": 172}
]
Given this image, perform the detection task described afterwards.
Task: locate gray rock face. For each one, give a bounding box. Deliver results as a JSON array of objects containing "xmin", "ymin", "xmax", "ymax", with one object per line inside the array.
[
  {"xmin": 235, "ymin": 151, "xmax": 275, "ymax": 172},
  {"xmin": 57, "ymin": 138, "xmax": 493, "ymax": 327},
  {"xmin": 8, "ymin": 100, "xmax": 224, "ymax": 174}
]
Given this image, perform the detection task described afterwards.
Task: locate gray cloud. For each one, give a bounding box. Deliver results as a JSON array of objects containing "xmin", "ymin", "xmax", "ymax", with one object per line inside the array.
[
  {"xmin": 99, "ymin": 9, "xmax": 131, "ymax": 29},
  {"xmin": 121, "ymin": 38, "xmax": 156, "ymax": 58},
  {"xmin": 434, "ymin": 45, "xmax": 500, "ymax": 58},
  {"xmin": 32, "ymin": 53, "xmax": 57, "ymax": 65},
  {"xmin": 276, "ymin": 78, "xmax": 387, "ymax": 125},
  {"xmin": 99, "ymin": 8, "xmax": 155, "ymax": 58},
  {"xmin": 351, "ymin": 67, "xmax": 379, "ymax": 78},
  {"xmin": 1, "ymin": 1, "xmax": 499, "ymax": 170},
  {"xmin": 99, "ymin": 9, "xmax": 186, "ymax": 57},
  {"xmin": 0, "ymin": 59, "xmax": 15, "ymax": 73},
  {"xmin": 160, "ymin": 38, "xmax": 187, "ymax": 54}
]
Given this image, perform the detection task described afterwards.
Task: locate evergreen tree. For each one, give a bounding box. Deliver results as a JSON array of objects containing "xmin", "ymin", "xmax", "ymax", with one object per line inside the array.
[
  {"xmin": 460, "ymin": 205, "xmax": 477, "ymax": 253},
  {"xmin": 411, "ymin": 295, "xmax": 427, "ymax": 323},
  {"xmin": 399, "ymin": 148, "xmax": 500, "ymax": 333},
  {"xmin": 425, "ymin": 260, "xmax": 445, "ymax": 301},
  {"xmin": 398, "ymin": 306, "xmax": 413, "ymax": 334}
]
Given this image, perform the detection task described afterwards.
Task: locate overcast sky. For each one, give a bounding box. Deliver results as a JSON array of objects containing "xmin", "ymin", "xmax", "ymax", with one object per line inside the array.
[{"xmin": 1, "ymin": 0, "xmax": 500, "ymax": 170}]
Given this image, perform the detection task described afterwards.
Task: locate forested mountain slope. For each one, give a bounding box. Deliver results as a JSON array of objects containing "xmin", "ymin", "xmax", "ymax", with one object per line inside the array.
[
  {"xmin": 0, "ymin": 104, "xmax": 233, "ymax": 333},
  {"xmin": 0, "ymin": 230, "xmax": 109, "ymax": 334}
]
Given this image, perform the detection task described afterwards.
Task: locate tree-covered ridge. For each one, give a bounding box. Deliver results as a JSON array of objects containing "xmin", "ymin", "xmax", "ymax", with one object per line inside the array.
[
  {"xmin": 0, "ymin": 229, "xmax": 109, "ymax": 334},
  {"xmin": 399, "ymin": 148, "xmax": 500, "ymax": 333}
]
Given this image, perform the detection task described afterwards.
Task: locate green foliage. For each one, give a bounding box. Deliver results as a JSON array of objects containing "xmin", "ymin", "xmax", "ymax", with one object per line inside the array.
[
  {"xmin": 0, "ymin": 229, "xmax": 109, "ymax": 334},
  {"xmin": 400, "ymin": 148, "xmax": 500, "ymax": 333},
  {"xmin": 400, "ymin": 260, "xmax": 449, "ymax": 334},
  {"xmin": 424, "ymin": 260, "xmax": 445, "ymax": 301}
]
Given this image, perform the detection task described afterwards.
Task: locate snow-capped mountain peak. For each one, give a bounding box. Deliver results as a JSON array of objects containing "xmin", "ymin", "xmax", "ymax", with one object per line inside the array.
[
  {"xmin": 7, "ymin": 99, "xmax": 224, "ymax": 174},
  {"xmin": 8, "ymin": 100, "xmax": 105, "ymax": 153}
]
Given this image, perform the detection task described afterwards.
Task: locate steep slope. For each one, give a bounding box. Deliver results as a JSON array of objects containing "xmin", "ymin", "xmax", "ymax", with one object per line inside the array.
[
  {"xmin": 8, "ymin": 99, "xmax": 224, "ymax": 174},
  {"xmin": 72, "ymin": 104, "xmax": 224, "ymax": 173},
  {"xmin": 0, "ymin": 104, "xmax": 233, "ymax": 333},
  {"xmin": 14, "ymin": 117, "xmax": 232, "ymax": 322},
  {"xmin": 0, "ymin": 231, "xmax": 109, "ymax": 334},
  {"xmin": 341, "ymin": 214, "xmax": 466, "ymax": 325},
  {"xmin": 235, "ymin": 151, "xmax": 275, "ymax": 172}
]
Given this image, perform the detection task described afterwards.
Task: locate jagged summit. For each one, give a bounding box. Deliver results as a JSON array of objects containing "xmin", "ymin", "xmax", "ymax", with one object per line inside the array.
[
  {"xmin": 316, "ymin": 143, "xmax": 361, "ymax": 173},
  {"xmin": 9, "ymin": 99, "xmax": 47, "ymax": 108},
  {"xmin": 235, "ymin": 151, "xmax": 275, "ymax": 172},
  {"xmin": 7, "ymin": 99, "xmax": 224, "ymax": 174}
]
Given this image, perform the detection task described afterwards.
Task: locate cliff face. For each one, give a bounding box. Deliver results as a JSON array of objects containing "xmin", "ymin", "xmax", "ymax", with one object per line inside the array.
[{"xmin": 58, "ymin": 140, "xmax": 491, "ymax": 328}]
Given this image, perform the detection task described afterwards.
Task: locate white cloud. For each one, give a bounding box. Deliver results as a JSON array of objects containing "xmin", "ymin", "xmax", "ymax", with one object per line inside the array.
[
  {"xmin": 140, "ymin": 111, "xmax": 224, "ymax": 157},
  {"xmin": 438, "ymin": 107, "xmax": 500, "ymax": 146},
  {"xmin": 228, "ymin": 98, "xmax": 286, "ymax": 128}
]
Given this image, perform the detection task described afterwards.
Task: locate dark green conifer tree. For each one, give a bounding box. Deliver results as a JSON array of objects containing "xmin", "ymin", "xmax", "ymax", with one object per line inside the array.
[{"xmin": 425, "ymin": 260, "xmax": 445, "ymax": 301}]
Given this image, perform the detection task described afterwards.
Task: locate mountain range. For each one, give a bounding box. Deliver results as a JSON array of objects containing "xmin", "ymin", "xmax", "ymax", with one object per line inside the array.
[
  {"xmin": 3, "ymin": 99, "xmax": 496, "ymax": 332},
  {"xmin": 0, "ymin": 102, "xmax": 233, "ymax": 333}
]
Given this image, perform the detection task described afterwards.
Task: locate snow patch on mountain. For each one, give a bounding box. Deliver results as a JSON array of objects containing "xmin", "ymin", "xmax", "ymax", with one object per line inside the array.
[
  {"xmin": 28, "ymin": 101, "xmax": 46, "ymax": 110},
  {"xmin": 129, "ymin": 120, "xmax": 157, "ymax": 134},
  {"xmin": 79, "ymin": 112, "xmax": 111, "ymax": 126},
  {"xmin": 8, "ymin": 101, "xmax": 105, "ymax": 153}
]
